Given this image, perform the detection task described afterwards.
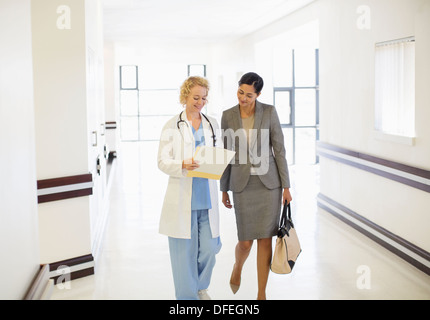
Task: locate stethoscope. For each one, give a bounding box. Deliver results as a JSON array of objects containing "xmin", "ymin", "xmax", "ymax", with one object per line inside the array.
[{"xmin": 177, "ymin": 111, "xmax": 216, "ymax": 147}]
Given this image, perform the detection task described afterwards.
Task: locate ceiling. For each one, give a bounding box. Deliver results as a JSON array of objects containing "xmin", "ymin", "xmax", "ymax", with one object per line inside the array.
[{"xmin": 102, "ymin": 0, "xmax": 315, "ymax": 44}]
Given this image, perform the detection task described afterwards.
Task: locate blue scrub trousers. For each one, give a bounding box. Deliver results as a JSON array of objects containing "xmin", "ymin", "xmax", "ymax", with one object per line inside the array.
[{"xmin": 168, "ymin": 210, "xmax": 222, "ymax": 300}]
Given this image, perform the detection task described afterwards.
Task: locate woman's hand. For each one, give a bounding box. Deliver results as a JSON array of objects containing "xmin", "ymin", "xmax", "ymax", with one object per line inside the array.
[
  {"xmin": 182, "ymin": 158, "xmax": 200, "ymax": 171},
  {"xmin": 282, "ymin": 188, "xmax": 292, "ymax": 205},
  {"xmin": 222, "ymin": 192, "xmax": 233, "ymax": 209}
]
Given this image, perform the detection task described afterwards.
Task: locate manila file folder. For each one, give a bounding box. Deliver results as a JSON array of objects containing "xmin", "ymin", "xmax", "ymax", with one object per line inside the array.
[{"xmin": 186, "ymin": 146, "xmax": 236, "ymax": 180}]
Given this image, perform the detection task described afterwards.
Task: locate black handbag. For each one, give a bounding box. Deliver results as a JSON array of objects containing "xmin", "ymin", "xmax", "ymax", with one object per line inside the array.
[{"xmin": 271, "ymin": 202, "xmax": 302, "ymax": 274}]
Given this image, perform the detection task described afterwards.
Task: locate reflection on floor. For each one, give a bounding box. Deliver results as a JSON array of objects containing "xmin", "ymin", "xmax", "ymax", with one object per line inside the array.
[{"xmin": 51, "ymin": 142, "xmax": 430, "ymax": 300}]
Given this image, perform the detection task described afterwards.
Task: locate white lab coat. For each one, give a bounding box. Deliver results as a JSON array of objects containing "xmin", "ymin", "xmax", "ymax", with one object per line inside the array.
[{"xmin": 157, "ymin": 110, "xmax": 221, "ymax": 239}]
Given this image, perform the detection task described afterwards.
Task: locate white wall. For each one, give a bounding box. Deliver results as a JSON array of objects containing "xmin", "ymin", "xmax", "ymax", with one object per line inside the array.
[
  {"xmin": 85, "ymin": 0, "xmax": 109, "ymax": 256},
  {"xmin": 32, "ymin": 0, "xmax": 89, "ymax": 179},
  {"xmin": 319, "ymin": 0, "xmax": 430, "ymax": 167},
  {"xmin": 0, "ymin": 0, "xmax": 40, "ymax": 299},
  {"xmin": 208, "ymin": 3, "xmax": 320, "ymax": 115},
  {"xmin": 208, "ymin": 40, "xmax": 255, "ymax": 116},
  {"xmin": 104, "ymin": 41, "xmax": 118, "ymax": 153},
  {"xmin": 318, "ymin": 0, "xmax": 430, "ymax": 251},
  {"xmin": 32, "ymin": 0, "xmax": 100, "ymax": 263}
]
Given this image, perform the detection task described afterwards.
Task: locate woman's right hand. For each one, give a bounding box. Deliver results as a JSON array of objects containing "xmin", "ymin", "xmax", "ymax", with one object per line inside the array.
[
  {"xmin": 222, "ymin": 192, "xmax": 233, "ymax": 209},
  {"xmin": 182, "ymin": 158, "xmax": 200, "ymax": 171}
]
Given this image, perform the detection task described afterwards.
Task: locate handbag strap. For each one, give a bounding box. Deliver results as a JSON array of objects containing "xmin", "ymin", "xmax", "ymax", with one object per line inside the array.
[{"xmin": 279, "ymin": 201, "xmax": 293, "ymax": 229}]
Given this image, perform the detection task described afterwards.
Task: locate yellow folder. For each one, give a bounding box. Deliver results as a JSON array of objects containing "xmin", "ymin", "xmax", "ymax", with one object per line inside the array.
[{"xmin": 186, "ymin": 146, "xmax": 236, "ymax": 180}]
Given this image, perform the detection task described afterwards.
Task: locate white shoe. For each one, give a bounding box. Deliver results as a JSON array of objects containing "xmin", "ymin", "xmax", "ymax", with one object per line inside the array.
[{"xmin": 198, "ymin": 289, "xmax": 211, "ymax": 300}]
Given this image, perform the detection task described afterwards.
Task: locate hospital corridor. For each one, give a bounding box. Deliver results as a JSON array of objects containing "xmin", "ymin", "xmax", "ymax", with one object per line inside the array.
[
  {"xmin": 49, "ymin": 142, "xmax": 430, "ymax": 300},
  {"xmin": 1, "ymin": 0, "xmax": 430, "ymax": 301}
]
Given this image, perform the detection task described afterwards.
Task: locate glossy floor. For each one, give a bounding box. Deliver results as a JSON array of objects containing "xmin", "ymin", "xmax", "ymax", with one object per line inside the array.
[{"xmin": 51, "ymin": 142, "xmax": 430, "ymax": 300}]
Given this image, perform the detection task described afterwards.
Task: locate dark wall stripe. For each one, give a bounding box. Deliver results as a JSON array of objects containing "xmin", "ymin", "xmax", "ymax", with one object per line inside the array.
[
  {"xmin": 317, "ymin": 142, "xmax": 430, "ymax": 179},
  {"xmin": 48, "ymin": 254, "xmax": 95, "ymax": 285},
  {"xmin": 105, "ymin": 121, "xmax": 117, "ymax": 129},
  {"xmin": 38, "ymin": 174, "xmax": 92, "ymax": 190},
  {"xmin": 51, "ymin": 267, "xmax": 95, "ymax": 285},
  {"xmin": 317, "ymin": 142, "xmax": 430, "ymax": 193},
  {"xmin": 49, "ymin": 254, "xmax": 94, "ymax": 271},
  {"xmin": 37, "ymin": 174, "xmax": 93, "ymax": 204},
  {"xmin": 38, "ymin": 188, "xmax": 93, "ymax": 204}
]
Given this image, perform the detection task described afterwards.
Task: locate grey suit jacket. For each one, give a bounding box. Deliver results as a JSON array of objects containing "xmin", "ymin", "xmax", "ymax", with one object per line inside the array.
[{"xmin": 220, "ymin": 101, "xmax": 291, "ymax": 193}]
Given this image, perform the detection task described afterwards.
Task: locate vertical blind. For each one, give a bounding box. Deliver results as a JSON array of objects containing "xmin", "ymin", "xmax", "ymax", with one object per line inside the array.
[{"xmin": 375, "ymin": 37, "xmax": 415, "ymax": 137}]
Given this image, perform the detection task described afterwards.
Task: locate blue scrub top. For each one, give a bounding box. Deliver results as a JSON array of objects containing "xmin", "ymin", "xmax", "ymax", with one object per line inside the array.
[{"xmin": 191, "ymin": 122, "xmax": 212, "ymax": 211}]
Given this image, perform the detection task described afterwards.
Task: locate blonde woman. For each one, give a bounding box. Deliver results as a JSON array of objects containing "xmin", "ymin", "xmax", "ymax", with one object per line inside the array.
[{"xmin": 158, "ymin": 77, "xmax": 222, "ymax": 300}]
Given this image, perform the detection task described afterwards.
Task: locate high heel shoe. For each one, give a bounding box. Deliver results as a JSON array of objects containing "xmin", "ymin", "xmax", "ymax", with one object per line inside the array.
[
  {"xmin": 229, "ymin": 265, "xmax": 241, "ymax": 294},
  {"xmin": 230, "ymin": 282, "xmax": 240, "ymax": 295}
]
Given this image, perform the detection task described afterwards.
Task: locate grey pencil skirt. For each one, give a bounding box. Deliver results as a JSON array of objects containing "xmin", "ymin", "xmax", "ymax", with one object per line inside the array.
[{"xmin": 232, "ymin": 175, "xmax": 282, "ymax": 241}]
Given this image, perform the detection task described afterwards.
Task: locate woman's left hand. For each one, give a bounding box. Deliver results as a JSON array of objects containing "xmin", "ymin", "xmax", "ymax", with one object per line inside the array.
[{"xmin": 282, "ymin": 188, "xmax": 292, "ymax": 205}]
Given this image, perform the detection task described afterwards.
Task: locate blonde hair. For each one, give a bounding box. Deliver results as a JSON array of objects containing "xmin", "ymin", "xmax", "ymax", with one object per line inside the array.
[{"xmin": 180, "ymin": 76, "xmax": 210, "ymax": 105}]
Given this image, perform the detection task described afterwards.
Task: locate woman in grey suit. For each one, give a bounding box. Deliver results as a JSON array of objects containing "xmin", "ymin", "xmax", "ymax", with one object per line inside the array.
[{"xmin": 220, "ymin": 72, "xmax": 292, "ymax": 300}]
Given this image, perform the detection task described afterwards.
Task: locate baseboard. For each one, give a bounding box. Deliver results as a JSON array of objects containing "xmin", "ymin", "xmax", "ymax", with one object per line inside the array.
[{"xmin": 317, "ymin": 193, "xmax": 430, "ymax": 276}]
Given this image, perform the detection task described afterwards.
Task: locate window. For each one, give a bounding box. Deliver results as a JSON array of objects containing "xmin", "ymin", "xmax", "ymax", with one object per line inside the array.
[
  {"xmin": 119, "ymin": 64, "xmax": 206, "ymax": 141},
  {"xmin": 188, "ymin": 64, "xmax": 206, "ymax": 77},
  {"xmin": 120, "ymin": 65, "xmax": 138, "ymax": 90},
  {"xmin": 273, "ymin": 48, "xmax": 319, "ymax": 165},
  {"xmin": 375, "ymin": 37, "xmax": 415, "ymax": 138},
  {"xmin": 119, "ymin": 65, "xmax": 183, "ymax": 141}
]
